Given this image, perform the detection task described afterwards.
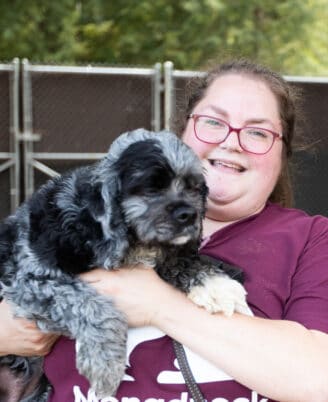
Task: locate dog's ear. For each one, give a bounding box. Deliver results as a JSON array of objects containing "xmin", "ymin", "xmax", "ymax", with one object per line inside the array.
[
  {"xmin": 83, "ymin": 181, "xmax": 107, "ymax": 218},
  {"xmin": 89, "ymin": 158, "xmax": 125, "ymax": 239},
  {"xmin": 96, "ymin": 157, "xmax": 122, "ymax": 205}
]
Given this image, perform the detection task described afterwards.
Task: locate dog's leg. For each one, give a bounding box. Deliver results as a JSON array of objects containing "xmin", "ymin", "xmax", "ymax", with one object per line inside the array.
[
  {"xmin": 184, "ymin": 255, "xmax": 250, "ymax": 316},
  {"xmin": 187, "ymin": 270, "xmax": 249, "ymax": 316},
  {"xmin": 3, "ymin": 272, "xmax": 128, "ymax": 398},
  {"xmin": 158, "ymin": 252, "xmax": 249, "ymax": 316}
]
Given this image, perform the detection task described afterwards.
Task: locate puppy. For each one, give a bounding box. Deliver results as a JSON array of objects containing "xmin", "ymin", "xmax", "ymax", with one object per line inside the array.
[{"xmin": 0, "ymin": 129, "xmax": 248, "ymax": 400}]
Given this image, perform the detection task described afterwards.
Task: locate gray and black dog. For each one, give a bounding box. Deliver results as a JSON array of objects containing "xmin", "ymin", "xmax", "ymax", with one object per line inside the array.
[{"xmin": 0, "ymin": 129, "xmax": 248, "ymax": 400}]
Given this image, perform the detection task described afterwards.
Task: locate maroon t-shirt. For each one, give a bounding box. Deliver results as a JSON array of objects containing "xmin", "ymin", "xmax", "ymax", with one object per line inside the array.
[{"xmin": 44, "ymin": 203, "xmax": 328, "ymax": 402}]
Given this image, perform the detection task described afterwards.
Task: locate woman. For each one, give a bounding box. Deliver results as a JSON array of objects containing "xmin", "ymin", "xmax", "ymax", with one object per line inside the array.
[{"xmin": 4, "ymin": 59, "xmax": 328, "ymax": 401}]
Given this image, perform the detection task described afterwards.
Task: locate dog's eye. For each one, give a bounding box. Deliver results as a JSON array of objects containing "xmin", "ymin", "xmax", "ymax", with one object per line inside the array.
[
  {"xmin": 145, "ymin": 188, "xmax": 161, "ymax": 196},
  {"xmin": 126, "ymin": 181, "xmax": 167, "ymax": 197},
  {"xmin": 145, "ymin": 180, "xmax": 168, "ymax": 195},
  {"xmin": 124, "ymin": 168, "xmax": 172, "ymax": 197},
  {"xmin": 144, "ymin": 175, "xmax": 170, "ymax": 195}
]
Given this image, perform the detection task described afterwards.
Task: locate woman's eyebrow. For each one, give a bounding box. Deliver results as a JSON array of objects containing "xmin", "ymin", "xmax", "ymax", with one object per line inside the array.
[
  {"xmin": 244, "ymin": 118, "xmax": 278, "ymax": 130},
  {"xmin": 205, "ymin": 105, "xmax": 278, "ymax": 129},
  {"xmin": 204, "ymin": 105, "xmax": 229, "ymax": 118},
  {"xmin": 245, "ymin": 118, "xmax": 273, "ymax": 125}
]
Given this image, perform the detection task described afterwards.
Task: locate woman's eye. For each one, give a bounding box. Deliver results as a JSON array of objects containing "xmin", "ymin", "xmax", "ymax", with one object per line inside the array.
[
  {"xmin": 204, "ymin": 119, "xmax": 225, "ymax": 128},
  {"xmin": 206, "ymin": 119, "xmax": 219, "ymax": 125},
  {"xmin": 246, "ymin": 129, "xmax": 269, "ymax": 139}
]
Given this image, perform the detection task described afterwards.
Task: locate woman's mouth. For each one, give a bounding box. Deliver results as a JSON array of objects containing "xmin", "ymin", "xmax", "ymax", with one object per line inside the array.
[{"xmin": 208, "ymin": 159, "xmax": 246, "ymax": 173}]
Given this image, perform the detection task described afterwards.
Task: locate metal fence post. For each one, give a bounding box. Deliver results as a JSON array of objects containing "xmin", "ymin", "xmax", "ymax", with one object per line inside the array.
[
  {"xmin": 152, "ymin": 62, "xmax": 162, "ymax": 132},
  {"xmin": 9, "ymin": 58, "xmax": 20, "ymax": 211},
  {"xmin": 22, "ymin": 58, "xmax": 35, "ymax": 200},
  {"xmin": 164, "ymin": 61, "xmax": 174, "ymax": 131}
]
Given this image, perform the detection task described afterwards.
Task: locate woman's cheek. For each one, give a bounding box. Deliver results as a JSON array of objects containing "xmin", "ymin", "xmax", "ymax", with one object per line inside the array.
[{"xmin": 183, "ymin": 136, "xmax": 212, "ymax": 159}]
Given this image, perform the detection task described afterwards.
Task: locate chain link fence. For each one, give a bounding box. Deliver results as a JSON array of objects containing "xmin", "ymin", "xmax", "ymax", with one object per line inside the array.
[
  {"xmin": 0, "ymin": 60, "xmax": 327, "ymax": 220},
  {"xmin": 21, "ymin": 60, "xmax": 162, "ymax": 200}
]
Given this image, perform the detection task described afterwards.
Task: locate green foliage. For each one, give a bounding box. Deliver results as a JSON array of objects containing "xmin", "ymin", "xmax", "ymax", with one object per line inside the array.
[
  {"xmin": 0, "ymin": 0, "xmax": 327, "ymax": 75},
  {"xmin": 0, "ymin": 0, "xmax": 80, "ymax": 62}
]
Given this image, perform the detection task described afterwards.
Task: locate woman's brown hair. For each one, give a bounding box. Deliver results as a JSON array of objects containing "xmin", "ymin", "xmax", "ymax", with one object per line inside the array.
[{"xmin": 174, "ymin": 59, "xmax": 302, "ymax": 208}]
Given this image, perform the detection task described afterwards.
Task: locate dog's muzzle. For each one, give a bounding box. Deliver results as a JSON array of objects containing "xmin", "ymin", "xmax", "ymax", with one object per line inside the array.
[{"xmin": 166, "ymin": 203, "xmax": 200, "ymax": 245}]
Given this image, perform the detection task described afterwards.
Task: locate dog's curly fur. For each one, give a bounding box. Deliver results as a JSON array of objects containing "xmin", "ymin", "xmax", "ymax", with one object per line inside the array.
[{"xmin": 0, "ymin": 129, "xmax": 248, "ymax": 400}]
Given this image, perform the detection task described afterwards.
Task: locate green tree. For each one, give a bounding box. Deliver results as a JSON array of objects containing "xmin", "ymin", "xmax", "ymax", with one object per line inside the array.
[
  {"xmin": 0, "ymin": 0, "xmax": 327, "ymax": 75},
  {"xmin": 75, "ymin": 0, "xmax": 328, "ymax": 74},
  {"xmin": 0, "ymin": 0, "xmax": 80, "ymax": 62}
]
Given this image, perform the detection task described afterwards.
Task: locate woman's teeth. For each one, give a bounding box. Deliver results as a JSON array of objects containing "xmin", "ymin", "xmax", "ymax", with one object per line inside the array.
[{"xmin": 209, "ymin": 159, "xmax": 245, "ymax": 172}]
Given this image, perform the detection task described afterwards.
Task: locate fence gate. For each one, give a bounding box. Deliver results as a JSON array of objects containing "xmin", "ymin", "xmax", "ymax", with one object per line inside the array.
[
  {"xmin": 21, "ymin": 60, "xmax": 162, "ymax": 199},
  {"xmin": 0, "ymin": 60, "xmax": 327, "ymax": 219}
]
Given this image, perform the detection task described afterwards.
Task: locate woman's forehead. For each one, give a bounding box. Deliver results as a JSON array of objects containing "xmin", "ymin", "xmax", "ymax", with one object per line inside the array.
[{"xmin": 195, "ymin": 74, "xmax": 281, "ymax": 127}]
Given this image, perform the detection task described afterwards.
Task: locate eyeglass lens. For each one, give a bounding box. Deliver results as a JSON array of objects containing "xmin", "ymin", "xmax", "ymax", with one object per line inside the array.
[{"xmin": 195, "ymin": 116, "xmax": 275, "ymax": 154}]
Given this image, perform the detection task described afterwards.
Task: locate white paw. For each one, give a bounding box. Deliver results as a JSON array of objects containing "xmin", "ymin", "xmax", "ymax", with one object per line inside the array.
[{"xmin": 188, "ymin": 275, "xmax": 250, "ymax": 316}]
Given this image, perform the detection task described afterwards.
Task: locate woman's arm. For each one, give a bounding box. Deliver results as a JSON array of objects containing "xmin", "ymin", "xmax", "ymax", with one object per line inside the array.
[
  {"xmin": 81, "ymin": 267, "xmax": 328, "ymax": 402},
  {"xmin": 0, "ymin": 300, "xmax": 58, "ymax": 356}
]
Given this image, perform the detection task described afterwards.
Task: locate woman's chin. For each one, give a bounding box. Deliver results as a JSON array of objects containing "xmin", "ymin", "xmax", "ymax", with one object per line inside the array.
[{"xmin": 207, "ymin": 190, "xmax": 239, "ymax": 205}]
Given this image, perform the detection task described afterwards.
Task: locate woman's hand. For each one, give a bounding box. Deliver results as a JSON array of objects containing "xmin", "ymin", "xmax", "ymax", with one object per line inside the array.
[
  {"xmin": 80, "ymin": 266, "xmax": 182, "ymax": 327},
  {"xmin": 0, "ymin": 300, "xmax": 58, "ymax": 356}
]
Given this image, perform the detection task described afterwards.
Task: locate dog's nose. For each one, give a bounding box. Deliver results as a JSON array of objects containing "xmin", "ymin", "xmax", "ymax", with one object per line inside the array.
[{"xmin": 171, "ymin": 205, "xmax": 197, "ymax": 225}]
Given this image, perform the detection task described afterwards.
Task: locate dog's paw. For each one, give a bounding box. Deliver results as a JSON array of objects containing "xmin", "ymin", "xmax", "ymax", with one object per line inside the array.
[
  {"xmin": 188, "ymin": 275, "xmax": 249, "ymax": 316},
  {"xmin": 76, "ymin": 341, "xmax": 126, "ymax": 397},
  {"xmin": 90, "ymin": 361, "xmax": 125, "ymax": 398}
]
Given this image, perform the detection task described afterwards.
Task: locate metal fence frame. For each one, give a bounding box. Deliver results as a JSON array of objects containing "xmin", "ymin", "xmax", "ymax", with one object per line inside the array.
[
  {"xmin": 0, "ymin": 59, "xmax": 327, "ymax": 218},
  {"xmin": 0, "ymin": 59, "xmax": 20, "ymax": 213},
  {"xmin": 21, "ymin": 59, "xmax": 162, "ymax": 198}
]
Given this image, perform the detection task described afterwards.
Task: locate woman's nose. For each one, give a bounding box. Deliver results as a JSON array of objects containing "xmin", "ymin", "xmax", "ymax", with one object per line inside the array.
[{"xmin": 218, "ymin": 130, "xmax": 242, "ymax": 151}]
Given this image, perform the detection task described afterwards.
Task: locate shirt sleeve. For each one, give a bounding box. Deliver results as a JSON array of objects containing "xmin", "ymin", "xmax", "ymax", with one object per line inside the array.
[{"xmin": 283, "ymin": 216, "xmax": 328, "ymax": 332}]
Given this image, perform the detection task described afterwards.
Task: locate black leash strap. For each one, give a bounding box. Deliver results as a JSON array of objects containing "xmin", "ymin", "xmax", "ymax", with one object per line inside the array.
[{"xmin": 172, "ymin": 339, "xmax": 205, "ymax": 402}]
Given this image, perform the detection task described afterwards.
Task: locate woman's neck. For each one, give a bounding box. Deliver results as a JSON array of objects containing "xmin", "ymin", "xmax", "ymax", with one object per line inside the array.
[
  {"xmin": 203, "ymin": 202, "xmax": 267, "ymax": 238},
  {"xmin": 202, "ymin": 216, "xmax": 234, "ymax": 237}
]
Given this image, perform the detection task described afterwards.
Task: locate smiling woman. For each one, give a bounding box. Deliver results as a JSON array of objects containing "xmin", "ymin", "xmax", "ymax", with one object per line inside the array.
[{"xmin": 182, "ymin": 73, "xmax": 284, "ymax": 231}]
